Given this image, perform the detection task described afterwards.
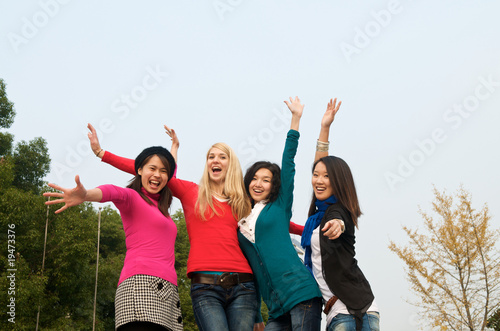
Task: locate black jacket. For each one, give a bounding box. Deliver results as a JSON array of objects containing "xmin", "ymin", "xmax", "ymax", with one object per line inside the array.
[{"xmin": 319, "ymin": 202, "xmax": 374, "ymax": 330}]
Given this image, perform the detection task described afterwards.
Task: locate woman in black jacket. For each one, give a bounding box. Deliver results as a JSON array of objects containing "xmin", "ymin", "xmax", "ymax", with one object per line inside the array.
[{"xmin": 301, "ymin": 98, "xmax": 379, "ymax": 331}]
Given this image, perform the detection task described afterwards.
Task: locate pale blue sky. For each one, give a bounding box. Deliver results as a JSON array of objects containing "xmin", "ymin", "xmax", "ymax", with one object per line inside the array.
[{"xmin": 2, "ymin": 1, "xmax": 500, "ymax": 329}]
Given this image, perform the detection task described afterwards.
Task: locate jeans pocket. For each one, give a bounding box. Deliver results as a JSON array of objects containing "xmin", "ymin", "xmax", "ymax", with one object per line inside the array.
[
  {"xmin": 238, "ymin": 281, "xmax": 256, "ymax": 292},
  {"xmin": 190, "ymin": 282, "xmax": 215, "ymax": 295},
  {"xmin": 148, "ymin": 278, "xmax": 174, "ymax": 302}
]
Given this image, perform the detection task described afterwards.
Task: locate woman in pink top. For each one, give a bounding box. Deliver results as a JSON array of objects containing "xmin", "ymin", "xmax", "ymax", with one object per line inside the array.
[{"xmin": 44, "ymin": 146, "xmax": 183, "ymax": 331}]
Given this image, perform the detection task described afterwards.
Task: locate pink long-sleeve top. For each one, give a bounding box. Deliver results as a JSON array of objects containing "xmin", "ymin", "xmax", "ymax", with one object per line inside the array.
[{"xmin": 98, "ymin": 184, "xmax": 177, "ymax": 286}]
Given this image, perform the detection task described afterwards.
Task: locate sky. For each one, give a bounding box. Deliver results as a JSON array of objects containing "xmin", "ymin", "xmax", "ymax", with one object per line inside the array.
[{"xmin": 2, "ymin": 1, "xmax": 500, "ymax": 330}]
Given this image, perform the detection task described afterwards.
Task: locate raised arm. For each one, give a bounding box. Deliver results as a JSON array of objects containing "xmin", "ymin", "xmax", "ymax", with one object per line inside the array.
[
  {"xmin": 87, "ymin": 123, "xmax": 104, "ymax": 158},
  {"xmin": 43, "ymin": 175, "xmax": 102, "ymax": 214},
  {"xmin": 315, "ymin": 98, "xmax": 342, "ymax": 161},
  {"xmin": 284, "ymin": 96, "xmax": 304, "ymax": 131},
  {"xmin": 274, "ymin": 97, "xmax": 304, "ymax": 211},
  {"xmin": 164, "ymin": 125, "xmax": 179, "ymax": 163},
  {"xmin": 86, "ymin": 123, "xmax": 135, "ymax": 174}
]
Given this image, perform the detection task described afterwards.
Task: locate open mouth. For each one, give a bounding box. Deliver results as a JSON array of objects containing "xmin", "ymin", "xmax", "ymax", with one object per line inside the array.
[
  {"xmin": 315, "ymin": 187, "xmax": 326, "ymax": 193},
  {"xmin": 149, "ymin": 180, "xmax": 160, "ymax": 189},
  {"xmin": 212, "ymin": 166, "xmax": 222, "ymax": 174}
]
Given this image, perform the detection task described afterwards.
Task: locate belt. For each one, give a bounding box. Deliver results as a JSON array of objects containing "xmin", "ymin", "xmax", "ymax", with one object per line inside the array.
[
  {"xmin": 191, "ymin": 272, "xmax": 253, "ymax": 289},
  {"xmin": 323, "ymin": 295, "xmax": 339, "ymax": 315}
]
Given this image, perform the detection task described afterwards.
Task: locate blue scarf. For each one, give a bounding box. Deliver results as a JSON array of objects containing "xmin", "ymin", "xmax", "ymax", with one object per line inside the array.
[{"xmin": 301, "ymin": 195, "xmax": 337, "ymax": 273}]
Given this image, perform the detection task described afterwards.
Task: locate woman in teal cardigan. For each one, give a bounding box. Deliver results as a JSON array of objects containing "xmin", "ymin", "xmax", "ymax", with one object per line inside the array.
[{"xmin": 238, "ymin": 96, "xmax": 327, "ymax": 330}]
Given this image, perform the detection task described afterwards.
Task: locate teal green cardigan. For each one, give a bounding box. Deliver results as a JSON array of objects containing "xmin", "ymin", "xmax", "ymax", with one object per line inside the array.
[{"xmin": 238, "ymin": 130, "xmax": 322, "ymax": 320}]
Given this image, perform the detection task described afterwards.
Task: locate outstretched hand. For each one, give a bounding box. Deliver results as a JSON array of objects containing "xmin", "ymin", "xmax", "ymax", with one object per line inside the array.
[
  {"xmin": 43, "ymin": 175, "xmax": 87, "ymax": 214},
  {"xmin": 321, "ymin": 98, "xmax": 342, "ymax": 128},
  {"xmin": 164, "ymin": 125, "xmax": 179, "ymax": 163},
  {"xmin": 87, "ymin": 123, "xmax": 102, "ymax": 157},
  {"xmin": 164, "ymin": 125, "xmax": 179, "ymax": 149},
  {"xmin": 322, "ymin": 219, "xmax": 343, "ymax": 240},
  {"xmin": 284, "ymin": 96, "xmax": 304, "ymax": 118}
]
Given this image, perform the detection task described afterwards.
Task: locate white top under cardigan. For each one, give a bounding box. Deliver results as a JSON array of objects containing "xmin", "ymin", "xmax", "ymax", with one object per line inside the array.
[
  {"xmin": 238, "ymin": 200, "xmax": 267, "ymax": 243},
  {"xmin": 311, "ymin": 227, "xmax": 379, "ymax": 327}
]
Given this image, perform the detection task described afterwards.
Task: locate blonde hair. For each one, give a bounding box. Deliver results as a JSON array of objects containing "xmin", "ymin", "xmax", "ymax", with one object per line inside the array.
[{"xmin": 196, "ymin": 142, "xmax": 251, "ymax": 221}]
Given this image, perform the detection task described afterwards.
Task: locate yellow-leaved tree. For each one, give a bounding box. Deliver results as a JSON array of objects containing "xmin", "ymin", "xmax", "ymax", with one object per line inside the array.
[{"xmin": 389, "ymin": 187, "xmax": 500, "ymax": 330}]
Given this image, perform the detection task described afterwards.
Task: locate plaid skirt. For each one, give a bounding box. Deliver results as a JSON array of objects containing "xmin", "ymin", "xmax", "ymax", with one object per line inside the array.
[{"xmin": 115, "ymin": 274, "xmax": 183, "ymax": 331}]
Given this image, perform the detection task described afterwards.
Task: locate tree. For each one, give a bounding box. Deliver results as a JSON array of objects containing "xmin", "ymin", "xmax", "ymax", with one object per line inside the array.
[
  {"xmin": 389, "ymin": 187, "xmax": 500, "ymax": 330},
  {"xmin": 12, "ymin": 137, "xmax": 51, "ymax": 194},
  {"xmin": 0, "ymin": 77, "xmax": 126, "ymax": 329},
  {"xmin": 172, "ymin": 209, "xmax": 198, "ymax": 330},
  {"xmin": 0, "ymin": 78, "xmax": 50, "ymax": 195},
  {"xmin": 0, "ymin": 78, "xmax": 16, "ymax": 128},
  {"xmin": 488, "ymin": 309, "xmax": 500, "ymax": 331}
]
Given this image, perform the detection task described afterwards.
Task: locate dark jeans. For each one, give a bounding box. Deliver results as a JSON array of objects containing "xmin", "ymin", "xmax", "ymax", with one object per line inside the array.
[
  {"xmin": 190, "ymin": 281, "xmax": 258, "ymax": 331},
  {"xmin": 327, "ymin": 312, "xmax": 380, "ymax": 331},
  {"xmin": 264, "ymin": 297, "xmax": 322, "ymax": 331}
]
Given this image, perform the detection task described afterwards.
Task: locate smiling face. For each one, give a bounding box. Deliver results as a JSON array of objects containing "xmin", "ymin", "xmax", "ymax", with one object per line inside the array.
[
  {"xmin": 312, "ymin": 161, "xmax": 334, "ymax": 200},
  {"xmin": 249, "ymin": 168, "xmax": 273, "ymax": 203},
  {"xmin": 207, "ymin": 147, "xmax": 229, "ymax": 184},
  {"xmin": 137, "ymin": 155, "xmax": 169, "ymax": 194}
]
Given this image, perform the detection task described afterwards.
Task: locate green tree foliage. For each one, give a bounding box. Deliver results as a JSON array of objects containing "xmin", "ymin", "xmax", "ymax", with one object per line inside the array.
[
  {"xmin": 0, "ymin": 173, "xmax": 126, "ymax": 329},
  {"xmin": 0, "ymin": 78, "xmax": 50, "ymax": 195},
  {"xmin": 488, "ymin": 309, "xmax": 500, "ymax": 330},
  {"xmin": 0, "ymin": 78, "xmax": 126, "ymax": 329},
  {"xmin": 389, "ymin": 187, "xmax": 500, "ymax": 330},
  {"xmin": 0, "ymin": 78, "xmax": 16, "ymax": 128},
  {"xmin": 11, "ymin": 137, "xmax": 51, "ymax": 195},
  {"xmin": 172, "ymin": 209, "xmax": 198, "ymax": 330},
  {"xmin": 0, "ymin": 131, "xmax": 14, "ymax": 157}
]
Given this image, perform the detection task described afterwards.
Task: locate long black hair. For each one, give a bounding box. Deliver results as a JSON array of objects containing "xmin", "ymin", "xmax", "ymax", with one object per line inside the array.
[
  {"xmin": 308, "ymin": 156, "xmax": 362, "ymax": 227},
  {"xmin": 244, "ymin": 161, "xmax": 281, "ymax": 206}
]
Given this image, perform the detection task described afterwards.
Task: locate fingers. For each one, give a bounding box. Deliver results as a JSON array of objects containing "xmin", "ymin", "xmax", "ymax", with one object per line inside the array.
[
  {"xmin": 164, "ymin": 125, "xmax": 175, "ymax": 138},
  {"xmin": 55, "ymin": 205, "xmax": 68, "ymax": 214},
  {"xmin": 87, "ymin": 123, "xmax": 96, "ymax": 134},
  {"xmin": 322, "ymin": 220, "xmax": 342, "ymax": 240},
  {"xmin": 44, "ymin": 198, "xmax": 65, "ymax": 205},
  {"xmin": 43, "ymin": 192, "xmax": 63, "ymax": 199},
  {"xmin": 47, "ymin": 182, "xmax": 64, "ymax": 192}
]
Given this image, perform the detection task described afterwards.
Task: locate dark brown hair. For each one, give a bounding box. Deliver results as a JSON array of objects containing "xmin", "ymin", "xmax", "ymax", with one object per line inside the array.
[
  {"xmin": 244, "ymin": 161, "xmax": 281, "ymax": 206},
  {"xmin": 127, "ymin": 153, "xmax": 173, "ymax": 217},
  {"xmin": 308, "ymin": 156, "xmax": 362, "ymax": 227}
]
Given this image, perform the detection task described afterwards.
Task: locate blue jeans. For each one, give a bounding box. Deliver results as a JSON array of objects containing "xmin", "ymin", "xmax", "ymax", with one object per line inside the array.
[
  {"xmin": 265, "ymin": 297, "xmax": 322, "ymax": 331},
  {"xmin": 327, "ymin": 312, "xmax": 380, "ymax": 331},
  {"xmin": 190, "ymin": 281, "xmax": 258, "ymax": 331}
]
